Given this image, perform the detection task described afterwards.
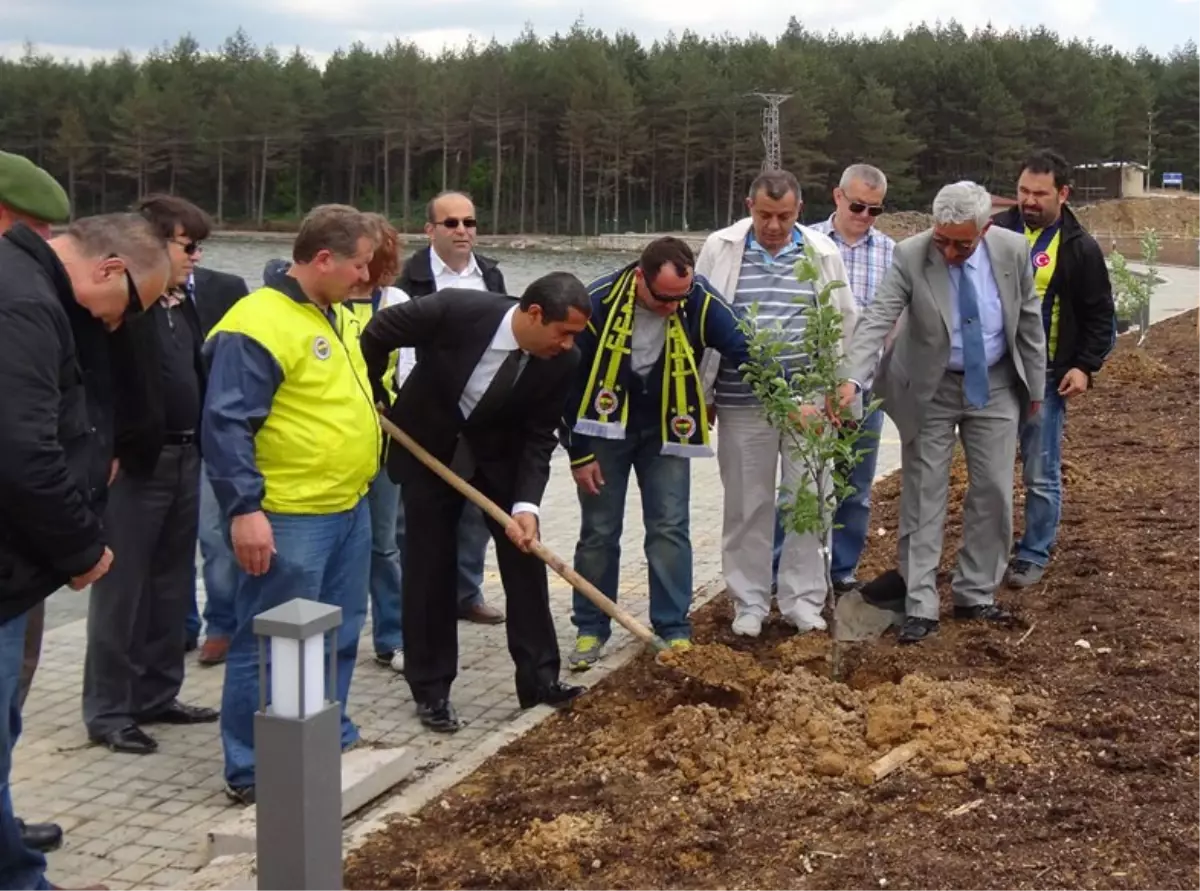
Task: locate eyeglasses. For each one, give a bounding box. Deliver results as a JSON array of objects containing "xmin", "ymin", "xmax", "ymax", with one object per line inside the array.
[
  {"xmin": 172, "ymin": 238, "xmax": 202, "ymax": 256},
  {"xmin": 932, "ymin": 234, "xmax": 979, "ymax": 253},
  {"xmin": 436, "ymin": 217, "xmax": 477, "ymax": 231},
  {"xmin": 847, "ymin": 201, "xmax": 884, "ymax": 217},
  {"xmin": 648, "ymin": 287, "xmax": 689, "ymax": 304}
]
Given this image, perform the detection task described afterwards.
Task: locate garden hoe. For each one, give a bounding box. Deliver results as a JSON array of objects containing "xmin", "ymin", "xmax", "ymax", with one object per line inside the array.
[{"xmin": 378, "ymin": 415, "xmax": 744, "ymax": 698}]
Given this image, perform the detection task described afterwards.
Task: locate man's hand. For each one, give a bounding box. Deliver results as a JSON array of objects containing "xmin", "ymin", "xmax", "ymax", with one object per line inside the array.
[
  {"xmin": 108, "ymin": 459, "xmax": 120, "ymax": 486},
  {"xmin": 232, "ymin": 511, "xmax": 275, "ymax": 576},
  {"xmin": 836, "ymin": 380, "xmax": 858, "ymax": 412},
  {"xmin": 787, "ymin": 403, "xmax": 824, "ymax": 431},
  {"xmin": 1029, "ymin": 400, "xmax": 1042, "ymax": 417},
  {"xmin": 1058, "ymin": 368, "xmax": 1088, "ymax": 398},
  {"xmin": 572, "ymin": 462, "xmax": 605, "ymax": 496},
  {"xmin": 506, "ymin": 512, "xmax": 539, "ymax": 554},
  {"xmin": 69, "ymin": 547, "xmax": 114, "ymax": 590},
  {"xmin": 705, "ymin": 403, "xmax": 717, "ymax": 429}
]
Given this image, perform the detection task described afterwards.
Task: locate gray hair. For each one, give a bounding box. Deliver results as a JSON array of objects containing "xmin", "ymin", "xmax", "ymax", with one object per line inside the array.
[
  {"xmin": 748, "ymin": 169, "xmax": 801, "ymax": 203},
  {"xmin": 66, "ymin": 213, "xmax": 169, "ymax": 279},
  {"xmin": 425, "ymin": 190, "xmax": 474, "ymax": 224},
  {"xmin": 839, "ymin": 163, "xmax": 888, "ymax": 193},
  {"xmin": 931, "ymin": 181, "xmax": 993, "ymax": 229}
]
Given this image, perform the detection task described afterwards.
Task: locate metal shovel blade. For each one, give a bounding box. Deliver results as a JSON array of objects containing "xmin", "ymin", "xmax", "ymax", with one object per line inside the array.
[{"xmin": 834, "ymin": 589, "xmax": 904, "ymax": 642}]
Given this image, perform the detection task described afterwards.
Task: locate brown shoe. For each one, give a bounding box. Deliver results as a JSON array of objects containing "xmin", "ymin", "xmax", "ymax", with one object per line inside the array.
[
  {"xmin": 198, "ymin": 636, "xmax": 230, "ymax": 666},
  {"xmin": 458, "ymin": 602, "xmax": 505, "ymax": 624}
]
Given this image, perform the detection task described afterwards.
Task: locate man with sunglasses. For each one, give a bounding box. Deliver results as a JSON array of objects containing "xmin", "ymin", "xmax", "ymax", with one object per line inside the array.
[
  {"xmin": 0, "ymin": 209, "xmax": 168, "ymax": 890},
  {"xmin": 83, "ymin": 194, "xmax": 219, "ymax": 756},
  {"xmin": 769, "ymin": 164, "xmax": 896, "ymax": 595},
  {"xmin": 837, "ymin": 181, "xmax": 1046, "ymax": 644},
  {"xmin": 562, "ymin": 237, "xmax": 751, "ymax": 669},
  {"xmin": 395, "ymin": 190, "xmax": 506, "ymax": 627}
]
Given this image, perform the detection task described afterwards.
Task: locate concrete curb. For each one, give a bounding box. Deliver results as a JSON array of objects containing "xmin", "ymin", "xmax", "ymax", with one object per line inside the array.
[{"xmin": 182, "ymin": 580, "xmax": 724, "ymax": 889}]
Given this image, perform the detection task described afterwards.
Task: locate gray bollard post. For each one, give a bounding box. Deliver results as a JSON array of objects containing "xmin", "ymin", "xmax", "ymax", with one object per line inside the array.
[{"xmin": 252, "ymin": 598, "xmax": 344, "ymax": 890}]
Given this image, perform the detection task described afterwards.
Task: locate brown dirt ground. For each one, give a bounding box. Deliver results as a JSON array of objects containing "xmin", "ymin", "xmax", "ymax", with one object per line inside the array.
[{"xmin": 344, "ymin": 310, "xmax": 1200, "ymax": 891}]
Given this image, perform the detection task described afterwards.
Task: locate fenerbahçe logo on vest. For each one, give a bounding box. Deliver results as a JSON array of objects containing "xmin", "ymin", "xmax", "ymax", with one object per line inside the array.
[
  {"xmin": 313, "ymin": 336, "xmax": 332, "ymax": 360},
  {"xmin": 1032, "ymin": 251, "xmax": 1051, "ymax": 269}
]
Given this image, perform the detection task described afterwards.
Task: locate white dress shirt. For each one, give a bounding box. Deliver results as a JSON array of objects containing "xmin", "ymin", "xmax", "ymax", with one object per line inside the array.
[
  {"xmin": 459, "ymin": 305, "xmax": 537, "ymax": 517},
  {"xmin": 380, "ymin": 286, "xmax": 418, "ymax": 388},
  {"xmin": 431, "ymin": 249, "xmax": 487, "ymax": 292}
]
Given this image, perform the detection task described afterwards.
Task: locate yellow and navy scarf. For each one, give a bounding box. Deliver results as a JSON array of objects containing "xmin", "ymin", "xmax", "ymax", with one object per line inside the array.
[{"xmin": 574, "ymin": 267, "xmax": 711, "ymax": 458}]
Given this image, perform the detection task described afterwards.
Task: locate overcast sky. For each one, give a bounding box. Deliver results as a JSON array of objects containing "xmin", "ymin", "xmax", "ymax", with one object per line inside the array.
[{"xmin": 2, "ymin": 0, "xmax": 1197, "ymax": 67}]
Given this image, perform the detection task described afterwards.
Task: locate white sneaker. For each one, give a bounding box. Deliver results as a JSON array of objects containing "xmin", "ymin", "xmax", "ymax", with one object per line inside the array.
[
  {"xmin": 731, "ymin": 613, "xmax": 763, "ymax": 638},
  {"xmin": 374, "ymin": 648, "xmax": 404, "ymax": 674},
  {"xmin": 782, "ymin": 611, "xmax": 827, "ymax": 633}
]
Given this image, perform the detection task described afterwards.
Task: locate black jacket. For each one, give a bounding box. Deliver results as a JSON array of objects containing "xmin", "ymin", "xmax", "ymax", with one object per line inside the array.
[
  {"xmin": 396, "ymin": 246, "xmax": 506, "ymax": 299},
  {"xmin": 995, "ymin": 204, "xmax": 1115, "ymax": 386},
  {"xmin": 192, "ymin": 266, "xmax": 250, "ymax": 337},
  {"xmin": 361, "ymin": 289, "xmax": 578, "ymax": 509},
  {"xmin": 0, "ymin": 225, "xmax": 110, "ymax": 620}
]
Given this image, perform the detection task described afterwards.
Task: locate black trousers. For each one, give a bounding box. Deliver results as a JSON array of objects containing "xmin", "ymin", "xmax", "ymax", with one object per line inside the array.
[
  {"xmin": 82, "ymin": 444, "xmax": 200, "ymax": 736},
  {"xmin": 401, "ymin": 462, "xmax": 560, "ymax": 704}
]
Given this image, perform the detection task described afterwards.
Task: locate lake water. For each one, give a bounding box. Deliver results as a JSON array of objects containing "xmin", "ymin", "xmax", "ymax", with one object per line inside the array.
[{"xmin": 201, "ymin": 237, "xmax": 636, "ymax": 295}]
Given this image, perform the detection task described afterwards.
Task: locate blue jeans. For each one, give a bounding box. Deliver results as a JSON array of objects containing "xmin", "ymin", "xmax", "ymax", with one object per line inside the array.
[
  {"xmin": 773, "ymin": 397, "xmax": 885, "ymax": 584},
  {"xmin": 0, "ymin": 611, "xmax": 50, "ymax": 890},
  {"xmin": 193, "ymin": 466, "xmax": 238, "ymax": 640},
  {"xmin": 366, "ymin": 472, "xmax": 403, "ymax": 654},
  {"xmin": 220, "ymin": 502, "xmax": 369, "ymax": 789},
  {"xmin": 571, "ymin": 427, "xmax": 692, "ymax": 642},
  {"xmin": 1017, "ymin": 387, "xmax": 1067, "ymax": 567}
]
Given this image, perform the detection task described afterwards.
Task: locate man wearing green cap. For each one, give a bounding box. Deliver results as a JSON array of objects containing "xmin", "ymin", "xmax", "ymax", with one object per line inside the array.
[{"xmin": 0, "ymin": 151, "xmax": 73, "ymax": 859}]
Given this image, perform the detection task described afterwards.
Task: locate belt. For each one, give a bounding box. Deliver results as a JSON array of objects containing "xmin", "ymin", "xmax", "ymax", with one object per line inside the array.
[{"xmin": 163, "ymin": 431, "xmax": 197, "ymax": 446}]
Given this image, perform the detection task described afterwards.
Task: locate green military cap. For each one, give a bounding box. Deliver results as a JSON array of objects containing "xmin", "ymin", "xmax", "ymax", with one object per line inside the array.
[{"xmin": 0, "ymin": 150, "xmax": 70, "ymax": 224}]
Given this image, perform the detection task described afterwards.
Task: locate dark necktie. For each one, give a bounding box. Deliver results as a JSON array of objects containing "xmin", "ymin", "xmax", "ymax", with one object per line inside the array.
[{"xmin": 470, "ymin": 349, "xmax": 523, "ymax": 421}]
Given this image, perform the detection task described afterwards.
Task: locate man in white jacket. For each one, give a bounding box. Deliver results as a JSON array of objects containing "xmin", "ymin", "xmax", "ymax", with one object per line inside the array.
[{"xmin": 696, "ymin": 170, "xmax": 857, "ymax": 637}]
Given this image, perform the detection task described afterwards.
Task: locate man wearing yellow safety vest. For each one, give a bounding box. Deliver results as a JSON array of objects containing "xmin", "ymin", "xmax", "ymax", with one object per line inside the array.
[
  {"xmin": 993, "ymin": 150, "xmax": 1114, "ymax": 588},
  {"xmin": 201, "ymin": 205, "xmax": 380, "ymax": 805},
  {"xmin": 561, "ymin": 236, "xmax": 753, "ymax": 670}
]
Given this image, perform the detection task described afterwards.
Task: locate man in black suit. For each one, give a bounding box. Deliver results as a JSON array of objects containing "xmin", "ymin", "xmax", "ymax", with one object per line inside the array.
[
  {"xmin": 361, "ymin": 272, "xmax": 591, "ymax": 732},
  {"xmin": 186, "ymin": 262, "xmax": 250, "ymax": 663}
]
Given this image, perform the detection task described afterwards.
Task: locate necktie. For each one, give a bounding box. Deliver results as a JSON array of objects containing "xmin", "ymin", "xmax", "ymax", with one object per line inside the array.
[
  {"xmin": 471, "ymin": 349, "xmax": 523, "ymax": 420},
  {"xmin": 957, "ymin": 268, "xmax": 990, "ymax": 409}
]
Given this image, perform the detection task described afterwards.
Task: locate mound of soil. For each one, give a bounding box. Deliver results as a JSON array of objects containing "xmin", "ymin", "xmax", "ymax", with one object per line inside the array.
[
  {"xmin": 344, "ymin": 312, "xmax": 1199, "ymax": 890},
  {"xmin": 1076, "ymin": 196, "xmax": 1200, "ymax": 238}
]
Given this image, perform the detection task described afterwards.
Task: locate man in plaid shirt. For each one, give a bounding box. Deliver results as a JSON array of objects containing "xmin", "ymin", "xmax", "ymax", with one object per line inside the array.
[{"xmin": 772, "ymin": 163, "xmax": 896, "ymax": 593}]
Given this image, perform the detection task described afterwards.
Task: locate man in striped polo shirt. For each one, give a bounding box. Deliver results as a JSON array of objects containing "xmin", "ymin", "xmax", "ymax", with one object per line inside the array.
[
  {"xmin": 770, "ymin": 164, "xmax": 896, "ymax": 593},
  {"xmin": 697, "ymin": 170, "xmax": 857, "ymax": 637}
]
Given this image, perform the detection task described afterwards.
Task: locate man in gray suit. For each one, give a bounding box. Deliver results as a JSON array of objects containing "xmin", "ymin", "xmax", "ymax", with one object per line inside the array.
[{"xmin": 837, "ymin": 181, "xmax": 1046, "ymax": 644}]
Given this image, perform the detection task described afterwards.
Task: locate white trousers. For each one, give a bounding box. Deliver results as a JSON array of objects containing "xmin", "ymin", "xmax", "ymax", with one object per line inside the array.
[{"xmin": 716, "ymin": 407, "xmax": 828, "ymax": 628}]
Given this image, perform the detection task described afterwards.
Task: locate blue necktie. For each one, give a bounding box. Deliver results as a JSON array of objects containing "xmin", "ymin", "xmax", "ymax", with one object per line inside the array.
[{"xmin": 957, "ymin": 267, "xmax": 990, "ymax": 408}]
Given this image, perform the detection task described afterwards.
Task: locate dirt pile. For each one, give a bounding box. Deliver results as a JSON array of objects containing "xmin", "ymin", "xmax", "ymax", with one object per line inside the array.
[
  {"xmin": 1076, "ymin": 195, "xmax": 1200, "ymax": 237},
  {"xmin": 876, "ymin": 210, "xmax": 932, "ymax": 239},
  {"xmin": 581, "ymin": 651, "xmax": 1039, "ymax": 809}
]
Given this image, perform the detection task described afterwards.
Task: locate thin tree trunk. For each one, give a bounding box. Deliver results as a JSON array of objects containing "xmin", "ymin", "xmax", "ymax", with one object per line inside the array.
[
  {"xmin": 681, "ymin": 110, "xmax": 691, "ymax": 232},
  {"xmin": 382, "ymin": 130, "xmax": 391, "ymax": 217},
  {"xmin": 565, "ymin": 144, "xmax": 574, "ymax": 234},
  {"xmin": 613, "ymin": 140, "xmax": 621, "ymax": 233},
  {"xmin": 402, "ymin": 125, "xmax": 412, "ymax": 229},
  {"xmin": 649, "ymin": 148, "xmax": 657, "ymax": 232},
  {"xmin": 532, "ymin": 137, "xmax": 540, "ymax": 233},
  {"xmin": 492, "ymin": 109, "xmax": 502, "ymax": 233},
  {"xmin": 593, "ymin": 161, "xmax": 602, "ymax": 236},
  {"xmin": 294, "ymin": 150, "xmax": 302, "ymax": 218},
  {"xmin": 519, "ymin": 106, "xmax": 529, "ymax": 233},
  {"xmin": 440, "ymin": 113, "xmax": 449, "ymax": 191},
  {"xmin": 216, "ymin": 143, "xmax": 225, "ymax": 224},
  {"xmin": 552, "ymin": 165, "xmax": 558, "ymax": 236},
  {"xmin": 727, "ymin": 128, "xmax": 737, "ymax": 226},
  {"xmin": 257, "ymin": 136, "xmax": 269, "ymax": 226},
  {"xmin": 578, "ymin": 147, "xmax": 586, "ymax": 236}
]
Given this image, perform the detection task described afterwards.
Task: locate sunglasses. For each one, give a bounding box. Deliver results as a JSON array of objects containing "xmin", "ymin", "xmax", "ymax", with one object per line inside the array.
[
  {"xmin": 648, "ymin": 287, "xmax": 689, "ymax": 304},
  {"xmin": 107, "ymin": 254, "xmax": 144, "ymax": 318},
  {"xmin": 172, "ymin": 238, "xmax": 202, "ymax": 256},
  {"xmin": 847, "ymin": 201, "xmax": 884, "ymax": 217},
  {"xmin": 436, "ymin": 217, "xmax": 477, "ymax": 230}
]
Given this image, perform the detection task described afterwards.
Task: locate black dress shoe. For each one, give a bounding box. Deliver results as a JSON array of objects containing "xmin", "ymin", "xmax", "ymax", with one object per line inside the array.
[
  {"xmin": 17, "ymin": 819, "xmax": 63, "ymax": 853},
  {"xmin": 861, "ymin": 569, "xmax": 908, "ymax": 608},
  {"xmin": 897, "ymin": 616, "xmax": 939, "ymax": 644},
  {"xmin": 953, "ymin": 603, "xmax": 1019, "ymax": 626},
  {"xmin": 517, "ymin": 681, "xmax": 585, "ymax": 710},
  {"xmin": 90, "ymin": 724, "xmax": 158, "ymax": 755},
  {"xmin": 416, "ymin": 700, "xmax": 461, "ymax": 733},
  {"xmin": 139, "ymin": 700, "xmax": 219, "ymax": 725}
]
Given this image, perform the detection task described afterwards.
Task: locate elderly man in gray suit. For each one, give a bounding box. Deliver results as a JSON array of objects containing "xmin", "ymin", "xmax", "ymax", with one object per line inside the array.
[{"xmin": 837, "ymin": 181, "xmax": 1046, "ymax": 644}]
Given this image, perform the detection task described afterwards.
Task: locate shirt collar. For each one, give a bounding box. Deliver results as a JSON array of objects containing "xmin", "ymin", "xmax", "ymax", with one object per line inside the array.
[
  {"xmin": 490, "ymin": 305, "xmax": 521, "ymax": 352},
  {"xmin": 430, "ymin": 248, "xmax": 481, "ymax": 279},
  {"xmin": 746, "ymin": 226, "xmax": 802, "ymax": 257}
]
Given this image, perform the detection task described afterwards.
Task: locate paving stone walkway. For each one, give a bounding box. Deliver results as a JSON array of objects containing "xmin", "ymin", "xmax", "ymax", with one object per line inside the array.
[{"xmin": 14, "ymin": 423, "xmax": 902, "ymax": 889}]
